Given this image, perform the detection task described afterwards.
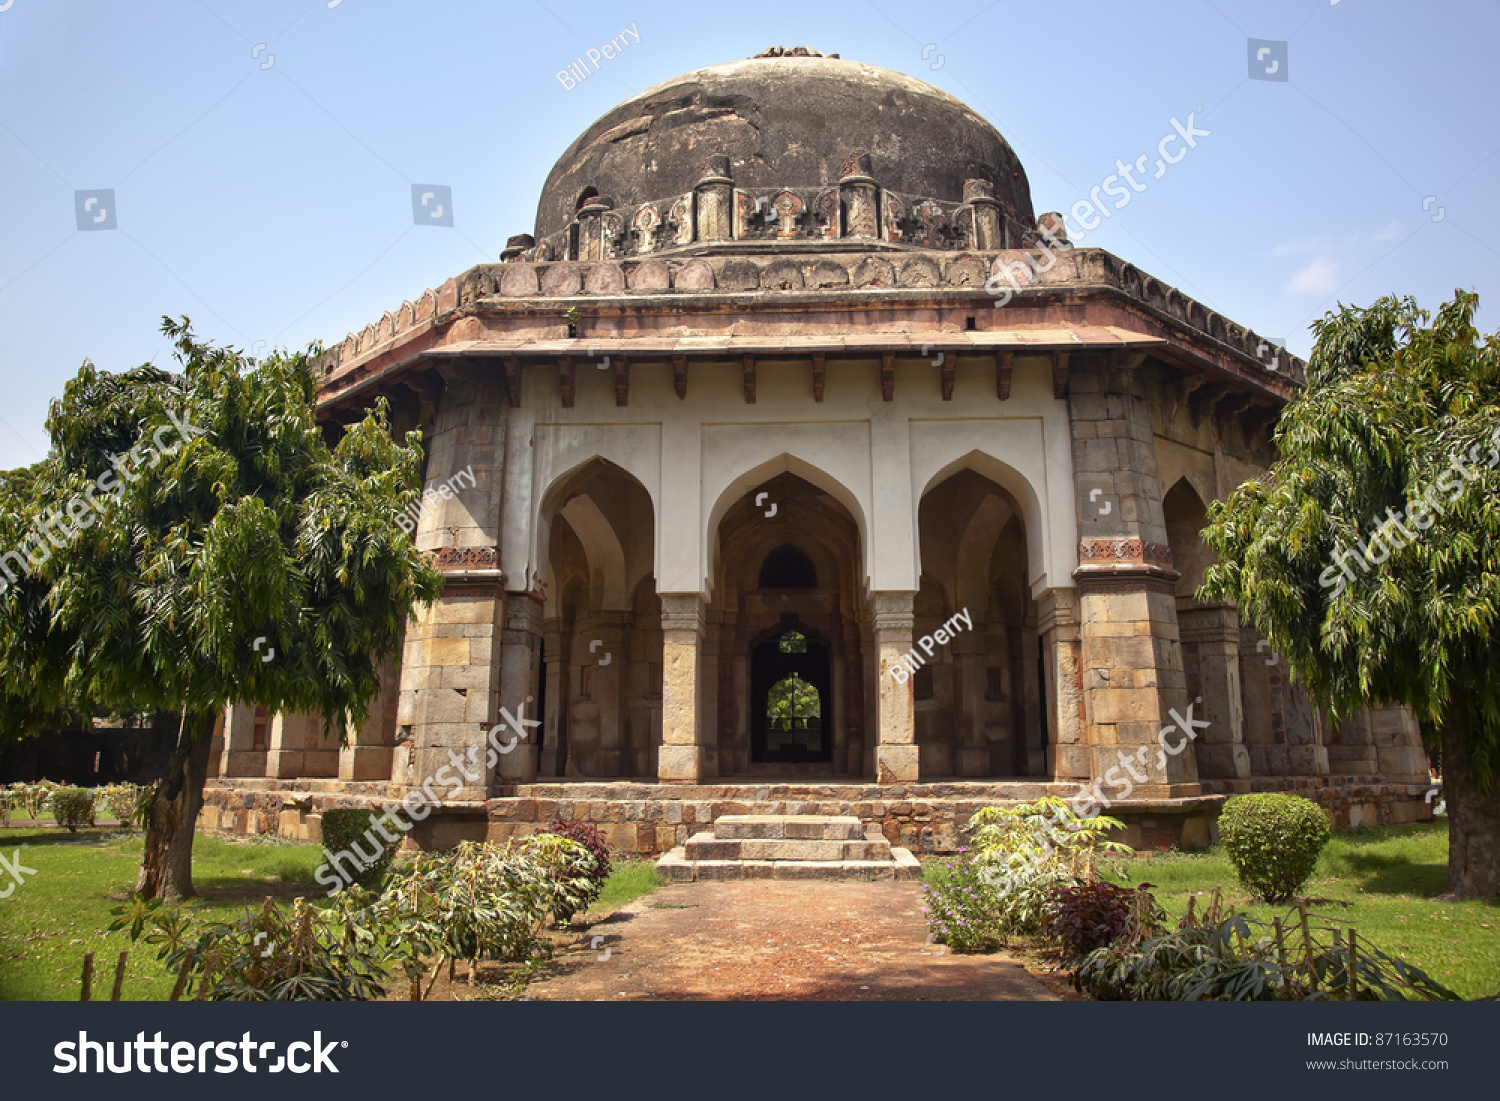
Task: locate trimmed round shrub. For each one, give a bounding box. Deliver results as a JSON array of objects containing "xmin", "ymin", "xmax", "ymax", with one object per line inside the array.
[
  {"xmin": 536, "ymin": 820, "xmax": 611, "ymax": 921},
  {"xmin": 50, "ymin": 787, "xmax": 96, "ymax": 832},
  {"xmin": 319, "ymin": 808, "xmax": 398, "ymax": 890},
  {"xmin": 1218, "ymin": 793, "xmax": 1331, "ymax": 903}
]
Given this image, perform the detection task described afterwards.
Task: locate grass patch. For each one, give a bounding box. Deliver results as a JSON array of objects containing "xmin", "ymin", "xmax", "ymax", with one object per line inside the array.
[
  {"xmin": 0, "ymin": 828, "xmax": 660, "ymax": 1002},
  {"xmin": 592, "ymin": 860, "xmax": 665, "ymax": 913},
  {"xmin": 916, "ymin": 823, "xmax": 1498, "ymax": 999},
  {"xmin": 0, "ymin": 827, "xmax": 325, "ymax": 1002},
  {"xmin": 1096, "ymin": 822, "xmax": 1500, "ymax": 999}
]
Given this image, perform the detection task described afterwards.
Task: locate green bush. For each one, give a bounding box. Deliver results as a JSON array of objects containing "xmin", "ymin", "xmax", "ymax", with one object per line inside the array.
[
  {"xmin": 50, "ymin": 787, "xmax": 96, "ymax": 832},
  {"xmin": 111, "ymin": 896, "xmax": 388, "ymax": 1001},
  {"xmin": 1218, "ymin": 793, "xmax": 1331, "ymax": 903},
  {"xmin": 536, "ymin": 819, "xmax": 611, "ymax": 922},
  {"xmin": 1074, "ymin": 894, "xmax": 1462, "ymax": 1002},
  {"xmin": 95, "ymin": 782, "xmax": 146, "ymax": 824},
  {"xmin": 319, "ymin": 808, "xmax": 397, "ymax": 890},
  {"xmin": 969, "ymin": 797, "xmax": 1134, "ymax": 938}
]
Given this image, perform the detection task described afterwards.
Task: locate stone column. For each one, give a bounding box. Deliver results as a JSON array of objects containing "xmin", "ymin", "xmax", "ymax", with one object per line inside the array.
[
  {"xmin": 1069, "ymin": 357, "xmax": 1197, "ymax": 798},
  {"xmin": 1178, "ymin": 605, "xmax": 1249, "ymax": 782},
  {"xmin": 700, "ymin": 610, "xmax": 721, "ymax": 779},
  {"xmin": 339, "ymin": 656, "xmax": 400, "ymax": 781},
  {"xmin": 872, "ymin": 590, "xmax": 919, "ymax": 783},
  {"xmin": 1038, "ymin": 588, "xmax": 1086, "ymax": 780},
  {"xmin": 205, "ymin": 710, "xmax": 224, "ymax": 779},
  {"xmin": 1020, "ymin": 617, "xmax": 1045, "ymax": 775},
  {"xmin": 694, "ymin": 154, "xmax": 733, "ymax": 242},
  {"xmin": 396, "ymin": 367, "xmax": 507, "ymax": 809},
  {"xmin": 954, "ymin": 629, "xmax": 988, "ymax": 777},
  {"xmin": 658, "ymin": 593, "xmax": 707, "ymax": 783},
  {"xmin": 842, "ymin": 617, "xmax": 866, "ymax": 777},
  {"xmin": 831, "ymin": 635, "xmax": 849, "ymax": 776},
  {"xmin": 1327, "ymin": 710, "xmax": 1380, "ymax": 777},
  {"xmin": 578, "ymin": 611, "xmax": 625, "ymax": 778},
  {"xmin": 1369, "ymin": 704, "xmax": 1429, "ymax": 783},
  {"xmin": 220, "ymin": 702, "xmax": 265, "ymax": 777},
  {"xmin": 540, "ymin": 618, "xmax": 566, "ymax": 777},
  {"xmin": 267, "ymin": 712, "xmax": 336, "ymax": 779},
  {"xmin": 494, "ymin": 592, "xmax": 544, "ymax": 783}
]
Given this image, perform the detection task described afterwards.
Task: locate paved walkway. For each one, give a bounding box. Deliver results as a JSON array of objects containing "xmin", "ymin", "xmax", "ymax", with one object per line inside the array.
[{"xmin": 525, "ymin": 880, "xmax": 1063, "ymax": 1001}]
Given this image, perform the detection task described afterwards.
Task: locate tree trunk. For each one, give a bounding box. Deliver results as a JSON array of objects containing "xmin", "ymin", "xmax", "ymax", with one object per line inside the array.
[
  {"xmin": 135, "ymin": 711, "xmax": 216, "ymax": 900},
  {"xmin": 1439, "ymin": 693, "xmax": 1500, "ymax": 900}
]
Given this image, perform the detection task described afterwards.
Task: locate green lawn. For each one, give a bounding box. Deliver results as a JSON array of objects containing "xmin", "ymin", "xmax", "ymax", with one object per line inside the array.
[
  {"xmin": 1085, "ymin": 823, "xmax": 1497, "ymax": 998},
  {"xmin": 593, "ymin": 859, "xmax": 665, "ymax": 913},
  {"xmin": 1092, "ymin": 822, "xmax": 1500, "ymax": 998},
  {"xmin": 0, "ymin": 826, "xmax": 325, "ymax": 1001},
  {"xmin": 0, "ymin": 826, "xmax": 662, "ymax": 1001}
]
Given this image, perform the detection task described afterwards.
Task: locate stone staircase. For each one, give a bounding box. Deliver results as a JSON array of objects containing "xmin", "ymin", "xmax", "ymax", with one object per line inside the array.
[{"xmin": 656, "ymin": 814, "xmax": 922, "ymax": 882}]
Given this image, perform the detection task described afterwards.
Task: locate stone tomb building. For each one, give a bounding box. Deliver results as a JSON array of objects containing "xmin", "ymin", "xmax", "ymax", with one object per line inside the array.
[{"xmin": 201, "ymin": 50, "xmax": 1432, "ymax": 857}]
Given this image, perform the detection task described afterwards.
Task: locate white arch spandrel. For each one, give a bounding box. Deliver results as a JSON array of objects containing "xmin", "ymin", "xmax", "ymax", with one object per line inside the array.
[
  {"xmin": 911, "ymin": 419, "xmax": 1077, "ymax": 598},
  {"xmin": 698, "ymin": 441, "xmax": 871, "ymax": 597},
  {"xmin": 512, "ymin": 419, "xmax": 662, "ymax": 594}
]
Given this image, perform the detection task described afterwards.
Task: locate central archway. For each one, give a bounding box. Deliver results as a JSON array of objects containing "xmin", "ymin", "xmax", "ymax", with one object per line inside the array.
[
  {"xmin": 707, "ymin": 469, "xmax": 868, "ymax": 778},
  {"xmin": 750, "ymin": 624, "xmax": 832, "ymax": 764}
]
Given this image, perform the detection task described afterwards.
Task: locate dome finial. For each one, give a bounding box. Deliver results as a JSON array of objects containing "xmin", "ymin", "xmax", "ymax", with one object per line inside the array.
[{"xmin": 753, "ymin": 46, "xmax": 839, "ymax": 59}]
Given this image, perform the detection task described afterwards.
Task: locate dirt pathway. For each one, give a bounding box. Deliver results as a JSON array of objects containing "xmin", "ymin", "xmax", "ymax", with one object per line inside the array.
[{"xmin": 524, "ymin": 880, "xmax": 1063, "ymax": 1001}]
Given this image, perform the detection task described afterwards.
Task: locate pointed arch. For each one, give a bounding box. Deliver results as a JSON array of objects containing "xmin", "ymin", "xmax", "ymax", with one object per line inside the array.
[
  {"xmin": 919, "ymin": 449, "xmax": 1047, "ymax": 592},
  {"xmin": 535, "ymin": 456, "xmax": 656, "ymax": 602},
  {"xmin": 703, "ymin": 452, "xmax": 868, "ymax": 595}
]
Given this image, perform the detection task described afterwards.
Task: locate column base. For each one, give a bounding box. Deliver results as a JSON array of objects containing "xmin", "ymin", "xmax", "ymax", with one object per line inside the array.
[
  {"xmin": 1195, "ymin": 743, "xmax": 1251, "ymax": 781},
  {"xmin": 657, "ymin": 745, "xmax": 704, "ymax": 783},
  {"xmin": 339, "ymin": 744, "xmax": 395, "ymax": 781},
  {"xmin": 876, "ymin": 745, "xmax": 919, "ymax": 784},
  {"xmin": 495, "ymin": 745, "xmax": 538, "ymax": 784}
]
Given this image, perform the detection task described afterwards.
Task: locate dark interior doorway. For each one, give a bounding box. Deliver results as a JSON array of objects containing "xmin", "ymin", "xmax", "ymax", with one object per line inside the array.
[{"xmin": 750, "ymin": 621, "xmax": 832, "ymax": 764}]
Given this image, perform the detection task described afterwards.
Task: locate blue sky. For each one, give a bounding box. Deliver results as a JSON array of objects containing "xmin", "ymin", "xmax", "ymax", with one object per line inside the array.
[{"xmin": 1, "ymin": 0, "xmax": 1496, "ymax": 470}]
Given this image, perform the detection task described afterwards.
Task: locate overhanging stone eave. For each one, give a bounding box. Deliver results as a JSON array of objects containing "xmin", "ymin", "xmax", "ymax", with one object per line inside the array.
[{"xmin": 314, "ymin": 326, "xmax": 1172, "ymax": 414}]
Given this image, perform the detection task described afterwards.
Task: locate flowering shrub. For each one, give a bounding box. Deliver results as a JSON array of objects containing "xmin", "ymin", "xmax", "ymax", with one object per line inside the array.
[
  {"xmin": 4, "ymin": 781, "xmax": 59, "ymax": 822},
  {"xmin": 94, "ymin": 783, "xmax": 147, "ymax": 826},
  {"xmin": 922, "ymin": 849, "xmax": 1003, "ymax": 953}
]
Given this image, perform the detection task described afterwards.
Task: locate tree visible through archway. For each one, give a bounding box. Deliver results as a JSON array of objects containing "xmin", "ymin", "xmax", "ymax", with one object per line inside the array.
[{"xmin": 767, "ymin": 672, "xmax": 820, "ymax": 725}]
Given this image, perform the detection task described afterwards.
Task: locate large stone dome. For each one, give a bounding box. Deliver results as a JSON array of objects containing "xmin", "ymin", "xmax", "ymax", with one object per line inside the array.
[{"xmin": 534, "ymin": 50, "xmax": 1035, "ymax": 242}]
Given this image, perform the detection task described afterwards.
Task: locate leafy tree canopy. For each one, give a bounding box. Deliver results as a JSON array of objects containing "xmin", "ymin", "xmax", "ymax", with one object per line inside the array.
[
  {"xmin": 0, "ymin": 315, "xmax": 443, "ymax": 742},
  {"xmin": 1199, "ymin": 290, "xmax": 1500, "ymax": 788}
]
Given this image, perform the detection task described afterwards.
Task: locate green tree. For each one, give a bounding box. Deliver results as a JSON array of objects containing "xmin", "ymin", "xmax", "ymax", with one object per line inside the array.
[
  {"xmin": 1199, "ymin": 291, "xmax": 1500, "ymax": 898},
  {"xmin": 0, "ymin": 318, "xmax": 442, "ymax": 899},
  {"xmin": 767, "ymin": 673, "xmax": 820, "ymax": 724}
]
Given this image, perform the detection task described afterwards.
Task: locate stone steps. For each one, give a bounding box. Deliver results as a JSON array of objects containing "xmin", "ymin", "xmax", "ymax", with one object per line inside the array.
[{"xmin": 657, "ymin": 814, "xmax": 922, "ymax": 882}]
